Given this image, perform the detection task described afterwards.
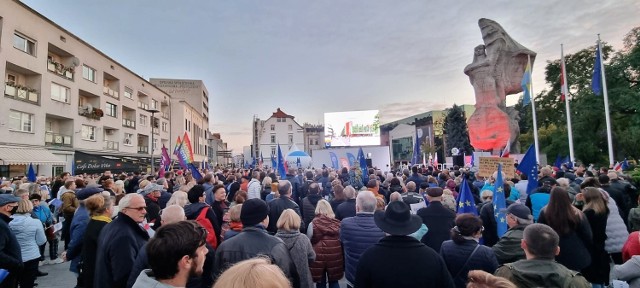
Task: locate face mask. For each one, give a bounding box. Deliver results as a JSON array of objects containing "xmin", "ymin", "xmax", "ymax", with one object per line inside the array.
[{"xmin": 10, "ymin": 205, "xmax": 18, "ymax": 215}]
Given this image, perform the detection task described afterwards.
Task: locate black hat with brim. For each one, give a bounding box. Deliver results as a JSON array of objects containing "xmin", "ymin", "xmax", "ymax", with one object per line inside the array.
[{"xmin": 374, "ymin": 201, "xmax": 423, "ymax": 236}]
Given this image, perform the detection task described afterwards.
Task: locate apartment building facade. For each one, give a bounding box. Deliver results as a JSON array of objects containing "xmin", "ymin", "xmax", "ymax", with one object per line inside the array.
[
  {"xmin": 252, "ymin": 108, "xmax": 304, "ymax": 161},
  {"xmin": 0, "ymin": 0, "xmax": 172, "ymax": 177},
  {"xmin": 150, "ymin": 79, "xmax": 210, "ymax": 166}
]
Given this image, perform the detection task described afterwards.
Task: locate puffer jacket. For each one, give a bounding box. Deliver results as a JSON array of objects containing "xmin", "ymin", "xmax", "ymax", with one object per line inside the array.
[
  {"xmin": 310, "ymin": 214, "xmax": 344, "ymax": 282},
  {"xmin": 604, "ymin": 191, "xmax": 629, "ymax": 254},
  {"xmin": 247, "ymin": 178, "xmax": 262, "ymax": 200},
  {"xmin": 9, "ymin": 213, "xmax": 47, "ymax": 261},
  {"xmin": 339, "ymin": 213, "xmax": 385, "ymax": 284}
]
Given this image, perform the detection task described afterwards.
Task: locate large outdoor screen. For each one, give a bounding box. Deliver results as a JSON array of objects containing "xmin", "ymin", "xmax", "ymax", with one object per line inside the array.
[{"xmin": 324, "ymin": 110, "xmax": 380, "ymax": 147}]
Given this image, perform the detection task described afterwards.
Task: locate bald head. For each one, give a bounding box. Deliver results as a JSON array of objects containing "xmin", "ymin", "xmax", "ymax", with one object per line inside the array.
[{"xmin": 161, "ymin": 205, "xmax": 186, "ymax": 225}]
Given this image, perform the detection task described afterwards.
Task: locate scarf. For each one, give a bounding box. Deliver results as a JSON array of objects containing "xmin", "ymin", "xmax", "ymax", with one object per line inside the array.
[
  {"xmin": 91, "ymin": 215, "xmax": 112, "ymax": 223},
  {"xmin": 229, "ymin": 221, "xmax": 243, "ymax": 231}
]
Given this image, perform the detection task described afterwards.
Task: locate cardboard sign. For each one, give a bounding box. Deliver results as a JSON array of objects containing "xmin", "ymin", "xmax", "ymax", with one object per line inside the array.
[{"xmin": 477, "ymin": 157, "xmax": 515, "ymax": 179}]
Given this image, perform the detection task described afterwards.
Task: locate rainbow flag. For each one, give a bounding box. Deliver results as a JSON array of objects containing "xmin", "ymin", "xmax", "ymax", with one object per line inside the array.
[
  {"xmin": 182, "ymin": 132, "xmax": 195, "ymax": 163},
  {"xmin": 173, "ymin": 136, "xmax": 188, "ymax": 170}
]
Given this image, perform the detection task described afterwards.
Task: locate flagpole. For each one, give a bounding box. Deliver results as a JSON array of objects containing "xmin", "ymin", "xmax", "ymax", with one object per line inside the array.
[
  {"xmin": 597, "ymin": 35, "xmax": 614, "ymax": 167},
  {"xmin": 528, "ymin": 55, "xmax": 541, "ymax": 163},
  {"xmin": 561, "ymin": 44, "xmax": 575, "ymax": 164}
]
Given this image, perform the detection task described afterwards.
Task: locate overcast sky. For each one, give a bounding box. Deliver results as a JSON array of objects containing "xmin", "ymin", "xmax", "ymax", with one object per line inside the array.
[{"xmin": 21, "ymin": 0, "xmax": 640, "ymax": 153}]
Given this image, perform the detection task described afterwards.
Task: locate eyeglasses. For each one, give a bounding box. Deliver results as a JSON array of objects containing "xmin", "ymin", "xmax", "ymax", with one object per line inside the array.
[{"xmin": 126, "ymin": 206, "xmax": 147, "ymax": 211}]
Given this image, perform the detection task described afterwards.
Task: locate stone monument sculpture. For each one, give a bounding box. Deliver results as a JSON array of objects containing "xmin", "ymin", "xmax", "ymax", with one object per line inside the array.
[{"xmin": 464, "ymin": 18, "xmax": 536, "ymax": 154}]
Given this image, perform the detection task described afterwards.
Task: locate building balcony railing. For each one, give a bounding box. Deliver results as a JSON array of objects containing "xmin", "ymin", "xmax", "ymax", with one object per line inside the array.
[
  {"xmin": 137, "ymin": 146, "xmax": 149, "ymax": 154},
  {"xmin": 122, "ymin": 119, "xmax": 136, "ymax": 128},
  {"xmin": 104, "ymin": 140, "xmax": 119, "ymax": 151},
  {"xmin": 45, "ymin": 132, "xmax": 72, "ymax": 147},
  {"xmin": 47, "ymin": 60, "xmax": 74, "ymax": 80},
  {"xmin": 153, "ymin": 127, "xmax": 160, "ymax": 135},
  {"xmin": 137, "ymin": 101, "xmax": 149, "ymax": 110},
  {"xmin": 103, "ymin": 86, "xmax": 119, "ymax": 99},
  {"xmin": 161, "ymin": 112, "xmax": 169, "ymax": 120},
  {"xmin": 5, "ymin": 83, "xmax": 38, "ymax": 104}
]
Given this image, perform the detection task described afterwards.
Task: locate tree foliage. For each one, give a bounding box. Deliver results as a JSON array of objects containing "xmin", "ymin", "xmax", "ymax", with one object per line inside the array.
[
  {"xmin": 517, "ymin": 27, "xmax": 640, "ymax": 165},
  {"xmin": 443, "ymin": 104, "xmax": 473, "ymax": 156}
]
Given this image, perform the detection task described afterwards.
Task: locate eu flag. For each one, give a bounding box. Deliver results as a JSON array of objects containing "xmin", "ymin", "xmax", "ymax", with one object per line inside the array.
[
  {"xmin": 592, "ymin": 44, "xmax": 602, "ymax": 96},
  {"xmin": 188, "ymin": 163, "xmax": 203, "ymax": 180},
  {"xmin": 277, "ymin": 144, "xmax": 287, "ymax": 179},
  {"xmin": 493, "ymin": 164, "xmax": 507, "ymax": 237},
  {"xmin": 516, "ymin": 144, "xmax": 538, "ymax": 195},
  {"xmin": 271, "ymin": 154, "xmax": 277, "ymax": 169},
  {"xmin": 27, "ymin": 163, "xmax": 36, "ymax": 182},
  {"xmin": 456, "ymin": 178, "xmax": 477, "ymax": 215},
  {"xmin": 358, "ymin": 147, "xmax": 369, "ymax": 184}
]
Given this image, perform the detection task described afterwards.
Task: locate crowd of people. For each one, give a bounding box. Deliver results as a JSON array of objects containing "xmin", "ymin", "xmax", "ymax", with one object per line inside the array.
[{"xmin": 0, "ymin": 162, "xmax": 639, "ymax": 287}]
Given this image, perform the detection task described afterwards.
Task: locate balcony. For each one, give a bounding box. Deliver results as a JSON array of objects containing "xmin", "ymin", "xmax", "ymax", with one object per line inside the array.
[
  {"xmin": 103, "ymin": 86, "xmax": 119, "ymax": 100},
  {"xmin": 45, "ymin": 132, "xmax": 72, "ymax": 147},
  {"xmin": 138, "ymin": 146, "xmax": 149, "ymax": 154},
  {"xmin": 122, "ymin": 119, "xmax": 136, "ymax": 129},
  {"xmin": 5, "ymin": 83, "xmax": 38, "ymax": 104},
  {"xmin": 137, "ymin": 101, "xmax": 149, "ymax": 110},
  {"xmin": 104, "ymin": 140, "xmax": 119, "ymax": 151},
  {"xmin": 78, "ymin": 106, "xmax": 104, "ymax": 120},
  {"xmin": 47, "ymin": 60, "xmax": 74, "ymax": 80},
  {"xmin": 161, "ymin": 111, "xmax": 169, "ymax": 120}
]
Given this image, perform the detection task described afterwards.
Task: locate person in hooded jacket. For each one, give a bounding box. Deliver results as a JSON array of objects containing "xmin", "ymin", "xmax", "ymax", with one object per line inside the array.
[
  {"xmin": 184, "ymin": 185, "xmax": 221, "ymax": 247},
  {"xmin": 307, "ymin": 200, "xmax": 343, "ymax": 288}
]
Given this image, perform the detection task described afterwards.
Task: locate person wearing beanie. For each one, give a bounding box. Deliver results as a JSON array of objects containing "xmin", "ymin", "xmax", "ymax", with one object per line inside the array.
[
  {"xmin": 183, "ymin": 185, "xmax": 221, "ymax": 248},
  {"xmin": 213, "ymin": 198, "xmax": 297, "ymax": 285}
]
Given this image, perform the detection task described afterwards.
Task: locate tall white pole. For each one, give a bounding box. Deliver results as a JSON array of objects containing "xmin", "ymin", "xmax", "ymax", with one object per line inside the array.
[
  {"xmin": 528, "ymin": 55, "xmax": 541, "ymax": 163},
  {"xmin": 597, "ymin": 35, "xmax": 614, "ymax": 167},
  {"xmin": 561, "ymin": 44, "xmax": 575, "ymax": 164}
]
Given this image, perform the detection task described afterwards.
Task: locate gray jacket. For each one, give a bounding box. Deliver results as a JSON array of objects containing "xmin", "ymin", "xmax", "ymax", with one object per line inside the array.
[
  {"xmin": 604, "ymin": 192, "xmax": 629, "ymax": 253},
  {"xmin": 132, "ymin": 269, "xmax": 178, "ymax": 288},
  {"xmin": 276, "ymin": 231, "xmax": 316, "ymax": 288},
  {"xmin": 613, "ymin": 255, "xmax": 640, "ymax": 288},
  {"xmin": 214, "ymin": 225, "xmax": 299, "ymax": 286}
]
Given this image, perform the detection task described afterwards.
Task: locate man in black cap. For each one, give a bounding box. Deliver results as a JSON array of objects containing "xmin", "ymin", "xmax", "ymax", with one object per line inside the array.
[
  {"xmin": 416, "ymin": 187, "xmax": 456, "ymax": 252},
  {"xmin": 0, "ymin": 194, "xmax": 22, "ymax": 287},
  {"xmin": 213, "ymin": 198, "xmax": 296, "ymax": 283},
  {"xmin": 355, "ymin": 201, "xmax": 454, "ymax": 288},
  {"xmin": 492, "ymin": 203, "xmax": 533, "ymax": 264}
]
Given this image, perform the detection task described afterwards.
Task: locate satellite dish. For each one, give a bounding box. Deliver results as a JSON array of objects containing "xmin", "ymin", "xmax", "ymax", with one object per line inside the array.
[
  {"xmin": 86, "ymin": 103, "xmax": 93, "ymax": 111},
  {"xmin": 451, "ymin": 147, "xmax": 460, "ymax": 156},
  {"xmin": 72, "ymin": 57, "xmax": 80, "ymax": 67}
]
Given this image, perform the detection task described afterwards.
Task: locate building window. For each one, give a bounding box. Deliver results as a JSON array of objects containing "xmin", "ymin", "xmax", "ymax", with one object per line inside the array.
[
  {"xmin": 151, "ymin": 99, "xmax": 158, "ymax": 109},
  {"xmin": 139, "ymin": 115, "xmax": 148, "ymax": 127},
  {"xmin": 185, "ymin": 119, "xmax": 188, "ymax": 131},
  {"xmin": 106, "ymin": 102, "xmax": 117, "ymax": 117},
  {"xmin": 270, "ymin": 134, "xmax": 276, "ymax": 144},
  {"xmin": 288, "ymin": 124, "xmax": 292, "ymax": 131},
  {"xmin": 9, "ymin": 110, "xmax": 33, "ymax": 132},
  {"xmin": 288, "ymin": 134, "xmax": 293, "ymax": 144},
  {"xmin": 271, "ymin": 147, "xmax": 276, "ymax": 156},
  {"xmin": 270, "ymin": 124, "xmax": 275, "ymax": 131},
  {"xmin": 81, "ymin": 125, "xmax": 96, "ymax": 141},
  {"xmin": 124, "ymin": 87, "xmax": 133, "ymax": 99},
  {"xmin": 13, "ymin": 33, "xmax": 36, "ymax": 56},
  {"xmin": 315, "ymin": 139, "xmax": 319, "ymax": 145},
  {"xmin": 82, "ymin": 65, "xmax": 96, "ymax": 82},
  {"xmin": 162, "ymin": 122, "xmax": 168, "ymax": 132},
  {"xmin": 50, "ymin": 82, "xmax": 70, "ymax": 103},
  {"xmin": 123, "ymin": 133, "xmax": 133, "ymax": 146},
  {"xmin": 309, "ymin": 139, "xmax": 313, "ymax": 145}
]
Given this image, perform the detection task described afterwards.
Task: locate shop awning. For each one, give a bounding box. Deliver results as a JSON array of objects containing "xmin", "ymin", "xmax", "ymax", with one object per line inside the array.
[{"xmin": 0, "ymin": 147, "xmax": 66, "ymax": 165}]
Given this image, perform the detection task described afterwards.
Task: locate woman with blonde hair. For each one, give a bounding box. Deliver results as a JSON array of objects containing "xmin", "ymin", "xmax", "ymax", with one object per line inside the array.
[
  {"xmin": 222, "ymin": 204, "xmax": 243, "ymax": 240},
  {"xmin": 466, "ymin": 270, "xmax": 516, "ymax": 288},
  {"xmin": 81, "ymin": 194, "xmax": 113, "ymax": 288},
  {"xmin": 166, "ymin": 191, "xmax": 189, "ymax": 207},
  {"xmin": 213, "ymin": 257, "xmax": 291, "ymax": 288},
  {"xmin": 276, "ymin": 209, "xmax": 315, "ymax": 288},
  {"xmin": 9, "ymin": 199, "xmax": 47, "ymax": 287},
  {"xmin": 306, "ymin": 200, "xmax": 343, "ymax": 288},
  {"xmin": 261, "ymin": 176, "xmax": 272, "ymax": 200}
]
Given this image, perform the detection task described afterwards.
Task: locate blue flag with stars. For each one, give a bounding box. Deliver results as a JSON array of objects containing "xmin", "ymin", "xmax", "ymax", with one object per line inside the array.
[
  {"xmin": 516, "ymin": 144, "xmax": 539, "ymax": 195},
  {"xmin": 493, "ymin": 164, "xmax": 508, "ymax": 237},
  {"xmin": 456, "ymin": 178, "xmax": 477, "ymax": 215}
]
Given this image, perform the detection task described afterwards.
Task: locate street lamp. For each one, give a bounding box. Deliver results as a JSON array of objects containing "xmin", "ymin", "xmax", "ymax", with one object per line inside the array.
[{"xmin": 145, "ymin": 108, "xmax": 160, "ymax": 175}]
